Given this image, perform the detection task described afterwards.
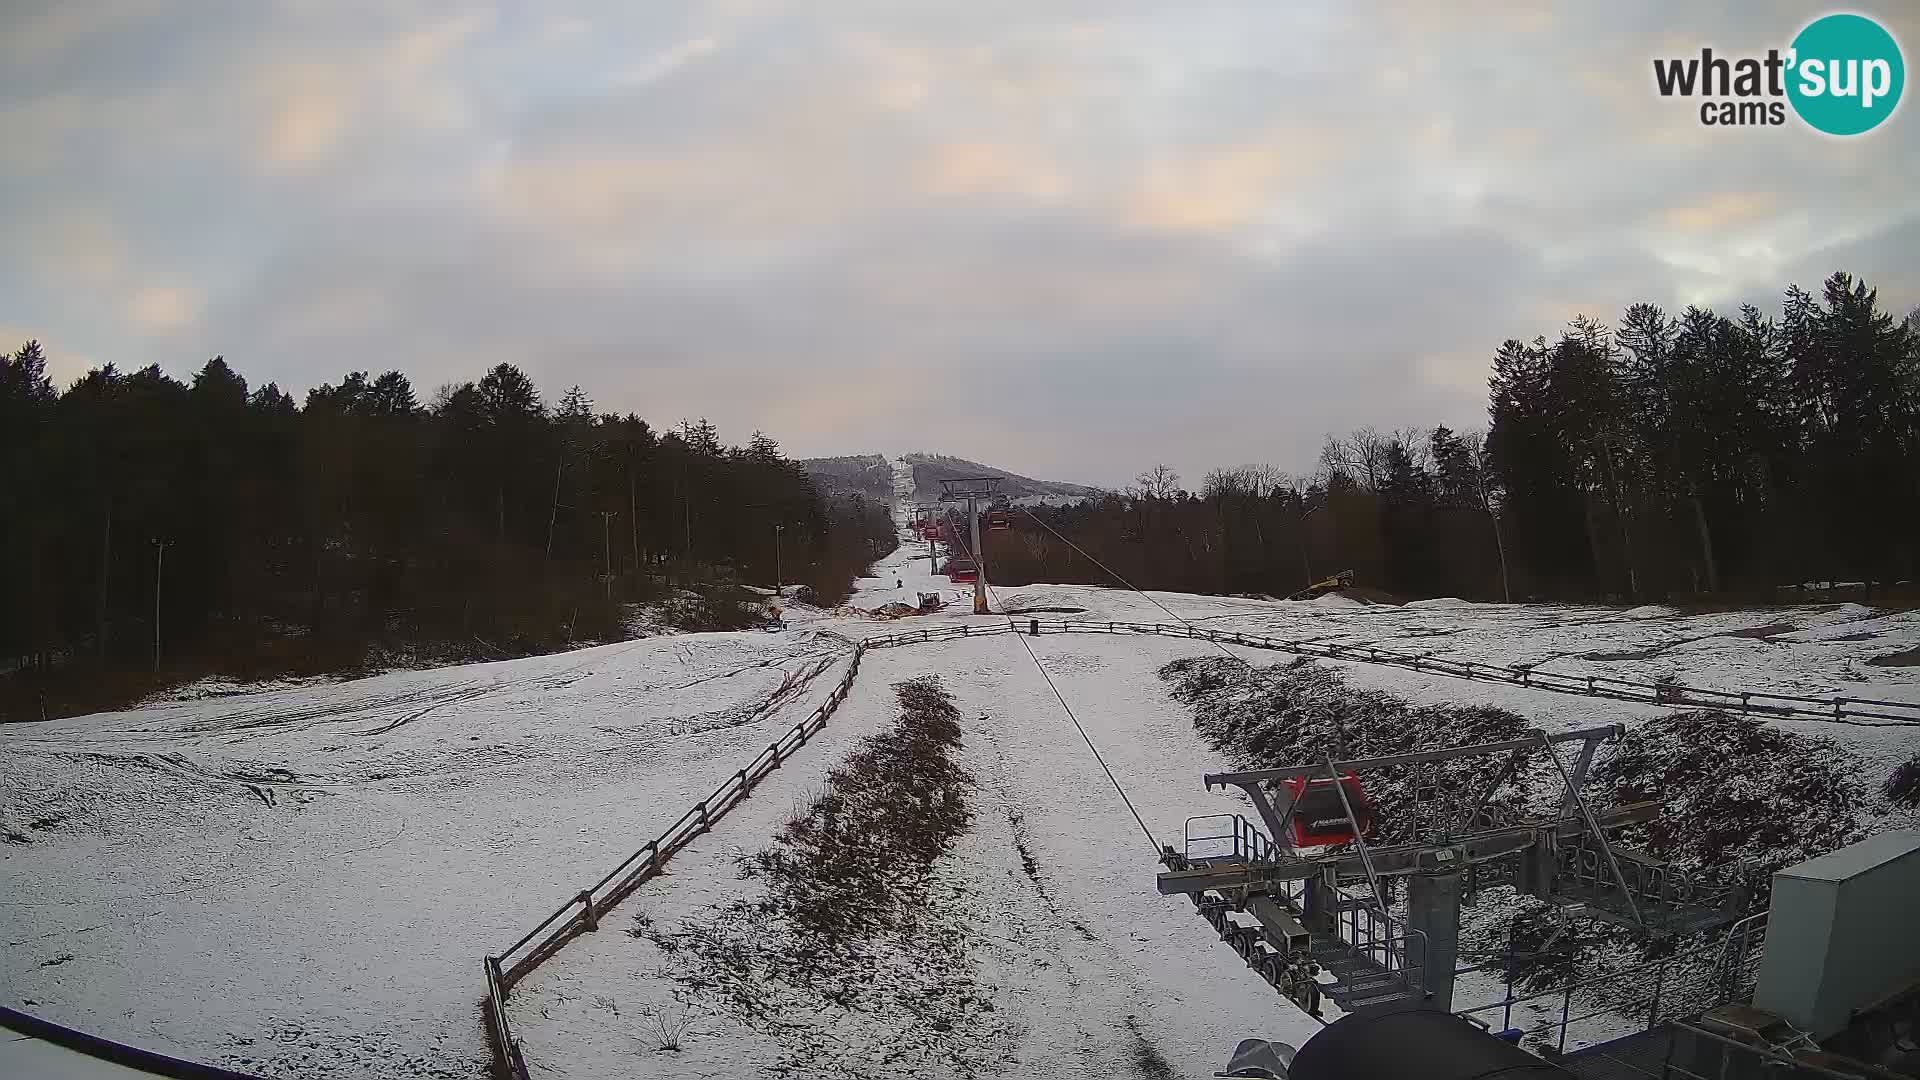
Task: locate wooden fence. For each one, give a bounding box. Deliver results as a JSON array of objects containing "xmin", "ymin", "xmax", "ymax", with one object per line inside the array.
[
  {"xmin": 482, "ymin": 616, "xmax": 1919, "ymax": 1076},
  {"xmin": 482, "ymin": 648, "xmax": 866, "ymax": 1079}
]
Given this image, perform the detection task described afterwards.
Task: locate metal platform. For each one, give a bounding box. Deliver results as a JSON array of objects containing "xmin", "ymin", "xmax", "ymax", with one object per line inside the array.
[{"xmin": 1158, "ymin": 727, "xmax": 1763, "ymax": 1019}]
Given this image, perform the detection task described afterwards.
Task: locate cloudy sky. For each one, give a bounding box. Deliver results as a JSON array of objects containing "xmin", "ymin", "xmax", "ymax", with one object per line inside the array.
[{"xmin": 4, "ymin": 1, "xmax": 1916, "ymax": 488}]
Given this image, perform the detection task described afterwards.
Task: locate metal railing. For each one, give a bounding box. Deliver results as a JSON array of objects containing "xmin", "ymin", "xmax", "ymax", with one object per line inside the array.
[
  {"xmin": 1563, "ymin": 1017, "xmax": 1900, "ymax": 1080},
  {"xmin": 480, "ymin": 646, "xmax": 867, "ymax": 1079},
  {"xmin": 856, "ymin": 618, "xmax": 1920, "ymax": 728},
  {"xmin": 1556, "ymin": 836, "xmax": 1748, "ymax": 929},
  {"xmin": 1333, "ymin": 893, "xmax": 1428, "ymax": 999},
  {"xmin": 1184, "ymin": 813, "xmax": 1278, "ymax": 865},
  {"xmin": 478, "ymin": 612, "xmax": 1909, "ymax": 1076},
  {"xmin": 1456, "ymin": 917, "xmax": 1768, "ymax": 1054}
]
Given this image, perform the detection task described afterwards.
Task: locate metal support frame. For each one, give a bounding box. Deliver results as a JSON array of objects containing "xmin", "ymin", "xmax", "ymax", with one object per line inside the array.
[
  {"xmin": 938, "ymin": 477, "xmax": 998, "ymax": 616},
  {"xmin": 1326, "ymin": 753, "xmax": 1387, "ymax": 916},
  {"xmin": 1539, "ymin": 730, "xmax": 1646, "ymax": 931},
  {"xmin": 1212, "ymin": 725, "xmax": 1621, "ymax": 857},
  {"xmin": 1160, "ymin": 718, "xmax": 1770, "ymax": 1025},
  {"xmin": 1240, "ymin": 777, "xmax": 1295, "ymax": 852},
  {"xmin": 1455, "ymin": 747, "xmax": 1527, "ymax": 833},
  {"xmin": 1556, "ymin": 735, "xmax": 1601, "ymax": 820},
  {"xmin": 1157, "ymin": 802, "xmax": 1660, "ymax": 895},
  {"xmin": 1407, "ymin": 869, "xmax": 1463, "ymax": 1011}
]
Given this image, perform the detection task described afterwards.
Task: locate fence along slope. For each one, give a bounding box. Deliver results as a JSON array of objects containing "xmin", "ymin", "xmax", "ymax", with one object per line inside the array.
[
  {"xmin": 480, "ymin": 617, "xmax": 1918, "ymax": 1076},
  {"xmin": 482, "ymin": 648, "xmax": 864, "ymax": 1078}
]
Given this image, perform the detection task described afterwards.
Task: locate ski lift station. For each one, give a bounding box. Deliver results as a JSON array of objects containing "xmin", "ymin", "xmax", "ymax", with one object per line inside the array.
[{"xmin": 1159, "ymin": 723, "xmax": 1920, "ymax": 1080}]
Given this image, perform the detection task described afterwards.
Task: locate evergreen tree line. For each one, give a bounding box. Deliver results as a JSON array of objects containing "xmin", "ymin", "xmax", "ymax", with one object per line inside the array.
[
  {"xmin": 0, "ymin": 352, "xmax": 894, "ymax": 718},
  {"xmin": 986, "ymin": 272, "xmax": 1920, "ymax": 603}
]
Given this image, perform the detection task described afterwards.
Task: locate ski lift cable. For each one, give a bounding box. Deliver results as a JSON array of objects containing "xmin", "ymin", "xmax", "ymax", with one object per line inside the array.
[
  {"xmin": 1015, "ymin": 504, "xmax": 1399, "ymax": 911},
  {"xmin": 947, "ymin": 518, "xmax": 1159, "ymax": 852},
  {"xmin": 1015, "ymin": 504, "xmax": 1347, "ymax": 699}
]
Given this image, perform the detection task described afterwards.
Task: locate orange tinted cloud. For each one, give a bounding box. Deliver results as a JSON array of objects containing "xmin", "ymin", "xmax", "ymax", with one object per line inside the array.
[
  {"xmin": 1661, "ymin": 191, "xmax": 1778, "ymax": 232},
  {"xmin": 920, "ymin": 142, "xmax": 1068, "ymax": 200},
  {"xmin": 1127, "ymin": 129, "xmax": 1342, "ymax": 232},
  {"xmin": 128, "ymin": 284, "xmax": 199, "ymax": 332}
]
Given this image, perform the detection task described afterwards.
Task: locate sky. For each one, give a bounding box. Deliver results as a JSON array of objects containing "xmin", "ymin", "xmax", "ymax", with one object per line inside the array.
[{"xmin": 4, "ymin": 1, "xmax": 1917, "ymax": 489}]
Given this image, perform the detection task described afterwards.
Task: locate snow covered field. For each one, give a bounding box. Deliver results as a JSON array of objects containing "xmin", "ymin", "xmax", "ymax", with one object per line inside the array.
[
  {"xmin": 4, "ymin": 458, "xmax": 1917, "ymax": 1077},
  {"xmin": 1, "ymin": 632, "xmax": 859, "ymax": 1077},
  {"xmin": 503, "ymin": 629, "xmax": 1317, "ymax": 1079}
]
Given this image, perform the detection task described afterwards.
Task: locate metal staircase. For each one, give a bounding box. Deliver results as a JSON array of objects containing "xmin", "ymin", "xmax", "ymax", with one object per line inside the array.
[
  {"xmin": 1166, "ymin": 814, "xmax": 1428, "ymax": 1016},
  {"xmin": 1310, "ymin": 899, "xmax": 1423, "ymax": 1010}
]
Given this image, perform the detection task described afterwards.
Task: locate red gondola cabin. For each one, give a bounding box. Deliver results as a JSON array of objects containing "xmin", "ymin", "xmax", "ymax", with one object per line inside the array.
[
  {"xmin": 986, "ymin": 510, "xmax": 1012, "ymax": 530},
  {"xmin": 1284, "ymin": 773, "xmax": 1375, "ymax": 847}
]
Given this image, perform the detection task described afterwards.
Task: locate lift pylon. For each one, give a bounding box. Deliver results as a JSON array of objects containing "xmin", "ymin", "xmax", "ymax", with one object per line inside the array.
[
  {"xmin": 1158, "ymin": 724, "xmax": 1755, "ymax": 1017},
  {"xmin": 938, "ymin": 476, "xmax": 998, "ymax": 614}
]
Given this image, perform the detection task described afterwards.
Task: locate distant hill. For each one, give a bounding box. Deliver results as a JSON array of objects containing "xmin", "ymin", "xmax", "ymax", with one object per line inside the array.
[
  {"xmin": 799, "ymin": 454, "xmax": 893, "ymax": 503},
  {"xmin": 904, "ymin": 453, "xmax": 1107, "ymax": 506}
]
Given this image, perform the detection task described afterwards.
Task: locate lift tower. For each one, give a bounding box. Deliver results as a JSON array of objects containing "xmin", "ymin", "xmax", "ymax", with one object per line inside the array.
[
  {"xmin": 1158, "ymin": 725, "xmax": 1756, "ymax": 1015},
  {"xmin": 938, "ymin": 476, "xmax": 998, "ymax": 615}
]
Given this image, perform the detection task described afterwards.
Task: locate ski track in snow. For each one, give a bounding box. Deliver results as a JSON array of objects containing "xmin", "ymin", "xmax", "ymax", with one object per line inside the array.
[{"xmin": 1, "ymin": 466, "xmax": 1915, "ymax": 1077}]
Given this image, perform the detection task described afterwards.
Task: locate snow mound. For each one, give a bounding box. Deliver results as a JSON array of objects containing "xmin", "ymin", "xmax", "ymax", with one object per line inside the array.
[
  {"xmin": 1307, "ymin": 592, "xmax": 1365, "ymax": 608},
  {"xmin": 1622, "ymin": 605, "xmax": 1675, "ymax": 619},
  {"xmin": 146, "ymin": 674, "xmax": 345, "ymax": 703},
  {"xmin": 1404, "ymin": 597, "xmax": 1474, "ymax": 609},
  {"xmin": 1596, "ymin": 710, "xmax": 1865, "ymax": 873},
  {"xmin": 1772, "ymin": 610, "xmax": 1917, "ymax": 643}
]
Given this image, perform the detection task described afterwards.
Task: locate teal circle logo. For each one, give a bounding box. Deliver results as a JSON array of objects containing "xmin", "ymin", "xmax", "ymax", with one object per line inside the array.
[{"xmin": 1787, "ymin": 13, "xmax": 1904, "ymax": 135}]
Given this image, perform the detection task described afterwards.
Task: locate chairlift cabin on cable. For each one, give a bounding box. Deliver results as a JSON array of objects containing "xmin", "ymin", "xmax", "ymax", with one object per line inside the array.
[
  {"xmin": 986, "ymin": 510, "xmax": 1012, "ymax": 530},
  {"xmin": 941, "ymin": 557, "xmax": 978, "ymax": 583},
  {"xmin": 1282, "ymin": 772, "xmax": 1375, "ymax": 847}
]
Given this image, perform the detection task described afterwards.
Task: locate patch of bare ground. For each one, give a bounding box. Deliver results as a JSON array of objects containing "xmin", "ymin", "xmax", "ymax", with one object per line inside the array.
[
  {"xmin": 1886, "ymin": 756, "xmax": 1920, "ymax": 807},
  {"xmin": 633, "ymin": 676, "xmax": 1008, "ymax": 1078},
  {"xmin": 1584, "ymin": 622, "xmax": 1796, "ymax": 661}
]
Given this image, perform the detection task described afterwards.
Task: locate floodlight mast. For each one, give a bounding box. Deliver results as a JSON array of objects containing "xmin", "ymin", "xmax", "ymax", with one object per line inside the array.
[{"xmin": 938, "ymin": 477, "xmax": 998, "ymax": 614}]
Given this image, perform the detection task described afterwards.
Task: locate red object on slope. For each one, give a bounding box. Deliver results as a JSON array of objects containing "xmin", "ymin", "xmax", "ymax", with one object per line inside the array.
[{"xmin": 1284, "ymin": 773, "xmax": 1375, "ymax": 847}]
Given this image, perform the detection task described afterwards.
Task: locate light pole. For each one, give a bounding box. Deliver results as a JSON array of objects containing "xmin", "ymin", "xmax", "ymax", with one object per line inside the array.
[
  {"xmin": 773, "ymin": 523, "xmax": 784, "ymax": 595},
  {"xmin": 1468, "ymin": 439, "xmax": 1512, "ymax": 603},
  {"xmin": 1296, "ymin": 500, "xmax": 1325, "ymax": 589},
  {"xmin": 151, "ymin": 538, "xmax": 170, "ymax": 673},
  {"xmin": 599, "ymin": 511, "xmax": 616, "ymax": 601}
]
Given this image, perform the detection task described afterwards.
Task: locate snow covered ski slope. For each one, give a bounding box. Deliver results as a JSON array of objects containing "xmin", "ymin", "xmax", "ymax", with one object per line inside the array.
[
  {"xmin": 1, "ymin": 632, "xmax": 859, "ymax": 1077},
  {"xmin": 3, "ymin": 488, "xmax": 1917, "ymax": 1077}
]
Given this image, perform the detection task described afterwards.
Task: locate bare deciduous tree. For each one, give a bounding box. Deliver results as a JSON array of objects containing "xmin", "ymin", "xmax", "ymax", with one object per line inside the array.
[{"xmin": 1134, "ymin": 464, "xmax": 1182, "ymax": 499}]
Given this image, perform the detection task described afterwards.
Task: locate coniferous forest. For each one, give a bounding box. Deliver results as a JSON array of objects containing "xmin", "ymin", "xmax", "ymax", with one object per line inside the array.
[
  {"xmin": 4, "ymin": 270, "xmax": 1915, "ymax": 718},
  {"xmin": 0, "ymin": 356, "xmax": 893, "ymax": 719},
  {"xmin": 986, "ymin": 273, "xmax": 1920, "ymax": 605}
]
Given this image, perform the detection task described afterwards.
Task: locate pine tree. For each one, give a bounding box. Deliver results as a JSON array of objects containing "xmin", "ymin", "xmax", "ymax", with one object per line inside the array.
[{"xmin": 366, "ymin": 371, "xmax": 419, "ymax": 416}]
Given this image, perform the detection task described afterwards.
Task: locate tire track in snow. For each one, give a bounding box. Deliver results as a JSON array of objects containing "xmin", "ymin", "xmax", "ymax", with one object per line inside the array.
[{"xmin": 966, "ymin": 712, "xmax": 1183, "ymax": 1078}]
